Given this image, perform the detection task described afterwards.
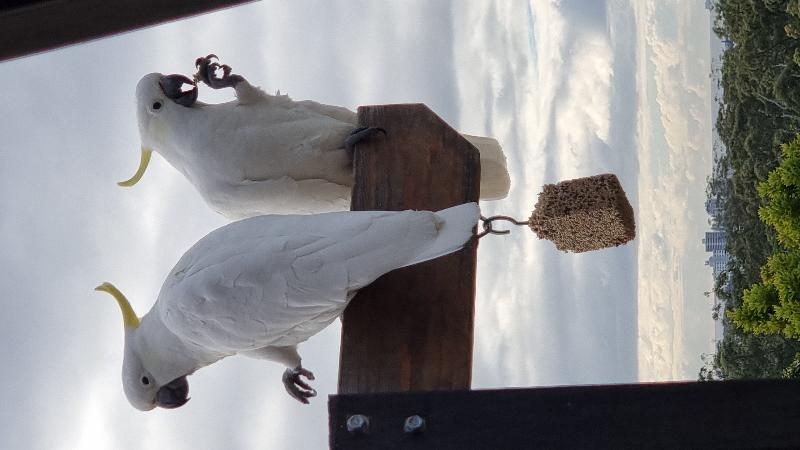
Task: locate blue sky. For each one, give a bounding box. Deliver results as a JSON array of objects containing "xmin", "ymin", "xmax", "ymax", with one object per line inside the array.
[{"xmin": 0, "ymin": 1, "xmax": 715, "ymax": 448}]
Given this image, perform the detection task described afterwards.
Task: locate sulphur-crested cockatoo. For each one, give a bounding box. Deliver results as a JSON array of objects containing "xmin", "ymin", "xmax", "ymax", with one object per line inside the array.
[
  {"xmin": 96, "ymin": 202, "xmax": 479, "ymax": 409},
  {"xmin": 121, "ymin": 55, "xmax": 510, "ymax": 219}
]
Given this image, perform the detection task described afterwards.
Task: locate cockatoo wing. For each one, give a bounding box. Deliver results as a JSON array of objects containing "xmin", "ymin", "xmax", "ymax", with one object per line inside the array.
[
  {"xmin": 173, "ymin": 97, "xmax": 357, "ymax": 217},
  {"xmin": 294, "ymin": 99, "xmax": 358, "ymax": 124},
  {"xmin": 213, "ymin": 177, "xmax": 352, "ymax": 219},
  {"xmin": 231, "ymin": 79, "xmax": 357, "ymax": 128},
  {"xmin": 155, "ymin": 206, "xmax": 477, "ymax": 352}
]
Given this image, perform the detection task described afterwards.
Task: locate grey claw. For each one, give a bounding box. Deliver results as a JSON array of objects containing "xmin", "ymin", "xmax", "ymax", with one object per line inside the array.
[
  {"xmin": 193, "ymin": 54, "xmax": 244, "ymax": 89},
  {"xmin": 282, "ymin": 366, "xmax": 317, "ymax": 404},
  {"xmin": 195, "ymin": 54, "xmax": 218, "ymax": 68},
  {"xmin": 345, "ymin": 127, "xmax": 387, "ymax": 154}
]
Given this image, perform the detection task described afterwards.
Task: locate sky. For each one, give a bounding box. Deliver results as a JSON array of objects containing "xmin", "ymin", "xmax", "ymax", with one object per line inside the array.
[{"xmin": 0, "ymin": 1, "xmax": 715, "ymax": 448}]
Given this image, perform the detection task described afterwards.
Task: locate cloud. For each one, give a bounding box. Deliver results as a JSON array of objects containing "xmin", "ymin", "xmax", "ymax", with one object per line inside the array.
[
  {"xmin": 634, "ymin": 0, "xmax": 715, "ymax": 381},
  {"xmin": 452, "ymin": 0, "xmax": 639, "ymax": 388}
]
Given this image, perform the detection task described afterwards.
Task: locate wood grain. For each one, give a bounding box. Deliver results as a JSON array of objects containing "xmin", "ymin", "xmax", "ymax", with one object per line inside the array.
[{"xmin": 337, "ymin": 104, "xmax": 480, "ymax": 395}]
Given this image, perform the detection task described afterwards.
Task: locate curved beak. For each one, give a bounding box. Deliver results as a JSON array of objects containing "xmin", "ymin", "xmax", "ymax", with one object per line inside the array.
[
  {"xmin": 118, "ymin": 148, "xmax": 152, "ymax": 187},
  {"xmin": 156, "ymin": 376, "xmax": 190, "ymax": 409},
  {"xmin": 94, "ymin": 282, "xmax": 140, "ymax": 329},
  {"xmin": 159, "ymin": 74, "xmax": 198, "ymax": 107}
]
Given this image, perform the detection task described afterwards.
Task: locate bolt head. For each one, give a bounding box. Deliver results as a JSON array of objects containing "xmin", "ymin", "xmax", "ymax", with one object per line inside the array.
[
  {"xmin": 403, "ymin": 415, "xmax": 426, "ymax": 433},
  {"xmin": 346, "ymin": 414, "xmax": 370, "ymax": 434}
]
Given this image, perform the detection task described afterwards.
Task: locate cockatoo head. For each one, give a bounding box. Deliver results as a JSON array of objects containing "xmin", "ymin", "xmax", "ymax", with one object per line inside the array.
[
  {"xmin": 95, "ymin": 282, "xmax": 190, "ymax": 411},
  {"xmin": 119, "ymin": 73, "xmax": 199, "ymax": 188}
]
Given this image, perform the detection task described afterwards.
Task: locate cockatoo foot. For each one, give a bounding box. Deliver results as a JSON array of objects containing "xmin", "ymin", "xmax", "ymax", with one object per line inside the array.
[
  {"xmin": 344, "ymin": 126, "xmax": 387, "ymax": 155},
  {"xmin": 282, "ymin": 366, "xmax": 317, "ymax": 404},
  {"xmin": 194, "ymin": 54, "xmax": 245, "ymax": 89}
]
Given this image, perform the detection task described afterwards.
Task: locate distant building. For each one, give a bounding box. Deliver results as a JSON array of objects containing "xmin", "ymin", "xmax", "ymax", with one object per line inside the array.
[
  {"xmin": 705, "ymin": 198, "xmax": 724, "ymax": 229},
  {"xmin": 703, "ymin": 230, "xmax": 727, "ymax": 253},
  {"xmin": 706, "ymin": 250, "xmax": 728, "ymax": 274},
  {"xmin": 705, "ymin": 198, "xmax": 719, "ymax": 217},
  {"xmin": 721, "ymin": 39, "xmax": 734, "ymax": 50},
  {"xmin": 703, "ymin": 229, "xmax": 731, "ymax": 342}
]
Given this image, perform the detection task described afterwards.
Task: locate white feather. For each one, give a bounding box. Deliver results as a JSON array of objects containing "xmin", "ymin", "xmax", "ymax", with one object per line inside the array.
[
  {"xmin": 136, "ymin": 73, "xmax": 510, "ymax": 218},
  {"xmin": 153, "ymin": 203, "xmax": 480, "ymax": 354}
]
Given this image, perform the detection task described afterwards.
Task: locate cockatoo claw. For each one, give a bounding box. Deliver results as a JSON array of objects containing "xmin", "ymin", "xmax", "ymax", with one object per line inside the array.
[
  {"xmin": 282, "ymin": 366, "xmax": 317, "ymax": 404},
  {"xmin": 195, "ymin": 54, "xmax": 218, "ymax": 68},
  {"xmin": 344, "ymin": 126, "xmax": 387, "ymax": 155},
  {"xmin": 194, "ymin": 54, "xmax": 245, "ymax": 90}
]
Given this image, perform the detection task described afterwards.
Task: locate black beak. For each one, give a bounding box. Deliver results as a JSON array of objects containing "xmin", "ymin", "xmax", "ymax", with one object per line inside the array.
[
  {"xmin": 156, "ymin": 376, "xmax": 190, "ymax": 409},
  {"xmin": 158, "ymin": 74, "xmax": 198, "ymax": 107}
]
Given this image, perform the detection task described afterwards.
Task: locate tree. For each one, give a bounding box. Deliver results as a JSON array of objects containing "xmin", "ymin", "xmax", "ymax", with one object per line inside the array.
[
  {"xmin": 713, "ymin": 302, "xmax": 723, "ymax": 321},
  {"xmin": 729, "ymin": 258, "xmax": 787, "ymax": 336},
  {"xmin": 714, "ymin": 271, "xmax": 731, "ymax": 302},
  {"xmin": 729, "ymin": 137, "xmax": 800, "ymax": 339},
  {"xmin": 708, "ymin": 0, "xmax": 800, "ymax": 379},
  {"xmin": 698, "ymin": 353, "xmax": 724, "ymax": 381},
  {"xmin": 783, "ymin": 352, "xmax": 800, "ymax": 378},
  {"xmin": 716, "ymin": 327, "xmax": 799, "ymax": 378},
  {"xmin": 758, "ymin": 136, "xmax": 800, "ymax": 248}
]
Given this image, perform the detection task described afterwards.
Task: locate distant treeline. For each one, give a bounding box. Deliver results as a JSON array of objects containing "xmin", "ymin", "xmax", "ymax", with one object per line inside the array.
[{"xmin": 703, "ymin": 0, "xmax": 800, "ymax": 380}]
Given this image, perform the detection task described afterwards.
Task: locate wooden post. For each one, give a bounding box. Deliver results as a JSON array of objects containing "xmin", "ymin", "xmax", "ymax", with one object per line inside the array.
[{"xmin": 337, "ymin": 103, "xmax": 480, "ymax": 394}]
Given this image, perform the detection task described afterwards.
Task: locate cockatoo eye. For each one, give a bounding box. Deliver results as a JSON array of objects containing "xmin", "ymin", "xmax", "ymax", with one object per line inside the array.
[
  {"xmin": 141, "ymin": 376, "xmax": 151, "ymax": 386},
  {"xmin": 152, "ymin": 101, "xmax": 162, "ymax": 111}
]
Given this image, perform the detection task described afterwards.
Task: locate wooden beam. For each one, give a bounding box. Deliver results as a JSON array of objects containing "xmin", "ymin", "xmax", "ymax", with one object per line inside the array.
[
  {"xmin": 0, "ymin": 0, "xmax": 255, "ymax": 62},
  {"xmin": 329, "ymin": 380, "xmax": 800, "ymax": 449},
  {"xmin": 338, "ymin": 103, "xmax": 480, "ymax": 394}
]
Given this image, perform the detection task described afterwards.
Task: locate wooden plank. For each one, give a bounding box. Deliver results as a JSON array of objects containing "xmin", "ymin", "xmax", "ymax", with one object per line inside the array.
[
  {"xmin": 0, "ymin": 0, "xmax": 255, "ymax": 62},
  {"xmin": 329, "ymin": 380, "xmax": 800, "ymax": 449},
  {"xmin": 338, "ymin": 103, "xmax": 480, "ymax": 394}
]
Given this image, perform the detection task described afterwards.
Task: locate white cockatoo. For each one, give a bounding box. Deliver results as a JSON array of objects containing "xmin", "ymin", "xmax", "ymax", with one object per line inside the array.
[
  {"xmin": 121, "ymin": 55, "xmax": 510, "ymax": 219},
  {"xmin": 96, "ymin": 203, "xmax": 480, "ymax": 409}
]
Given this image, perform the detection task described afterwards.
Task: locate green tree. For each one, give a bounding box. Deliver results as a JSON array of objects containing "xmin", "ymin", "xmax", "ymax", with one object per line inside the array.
[
  {"xmin": 731, "ymin": 281, "xmax": 781, "ymax": 334},
  {"xmin": 783, "ymin": 352, "xmax": 800, "ymax": 378},
  {"xmin": 708, "ymin": 0, "xmax": 800, "ymax": 379},
  {"xmin": 729, "ymin": 137, "xmax": 800, "ymax": 339},
  {"xmin": 717, "ymin": 326, "xmax": 800, "ymax": 378},
  {"xmin": 714, "ymin": 271, "xmax": 731, "ymax": 302},
  {"xmin": 729, "ymin": 251, "xmax": 800, "ymax": 337},
  {"xmin": 698, "ymin": 353, "xmax": 724, "ymax": 381},
  {"xmin": 758, "ymin": 137, "xmax": 800, "ymax": 248}
]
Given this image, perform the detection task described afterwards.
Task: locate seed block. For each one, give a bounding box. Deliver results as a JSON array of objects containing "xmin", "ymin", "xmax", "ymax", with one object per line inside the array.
[{"xmin": 528, "ymin": 174, "xmax": 635, "ymax": 252}]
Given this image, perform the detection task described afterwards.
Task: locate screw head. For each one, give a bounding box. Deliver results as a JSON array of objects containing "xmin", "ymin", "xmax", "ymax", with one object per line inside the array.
[
  {"xmin": 346, "ymin": 414, "xmax": 370, "ymax": 434},
  {"xmin": 403, "ymin": 415, "xmax": 426, "ymax": 433}
]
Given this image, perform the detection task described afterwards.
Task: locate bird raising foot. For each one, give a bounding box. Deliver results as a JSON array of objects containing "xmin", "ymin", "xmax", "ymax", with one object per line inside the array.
[
  {"xmin": 194, "ymin": 54, "xmax": 245, "ymax": 89},
  {"xmin": 282, "ymin": 365, "xmax": 317, "ymax": 404}
]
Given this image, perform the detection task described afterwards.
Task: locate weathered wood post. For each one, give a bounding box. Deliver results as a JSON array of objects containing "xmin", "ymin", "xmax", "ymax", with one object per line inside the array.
[{"xmin": 337, "ymin": 103, "xmax": 480, "ymax": 394}]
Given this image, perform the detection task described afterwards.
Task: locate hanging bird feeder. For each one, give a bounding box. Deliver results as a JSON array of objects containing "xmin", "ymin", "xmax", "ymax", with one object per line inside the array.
[{"xmin": 480, "ymin": 173, "xmax": 636, "ymax": 252}]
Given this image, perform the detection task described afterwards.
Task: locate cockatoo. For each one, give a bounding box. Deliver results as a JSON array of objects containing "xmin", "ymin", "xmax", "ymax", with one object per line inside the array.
[
  {"xmin": 96, "ymin": 203, "xmax": 480, "ymax": 409},
  {"xmin": 122, "ymin": 55, "xmax": 510, "ymax": 219}
]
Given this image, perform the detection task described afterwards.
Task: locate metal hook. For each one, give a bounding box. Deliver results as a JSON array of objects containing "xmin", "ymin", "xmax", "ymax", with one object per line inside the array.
[{"xmin": 478, "ymin": 215, "xmax": 529, "ymax": 238}]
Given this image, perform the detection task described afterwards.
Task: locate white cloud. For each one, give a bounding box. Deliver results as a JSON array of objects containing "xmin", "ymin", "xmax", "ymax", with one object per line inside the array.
[
  {"xmin": 453, "ymin": 0, "xmax": 639, "ymax": 388},
  {"xmin": 634, "ymin": 0, "xmax": 715, "ymax": 381}
]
